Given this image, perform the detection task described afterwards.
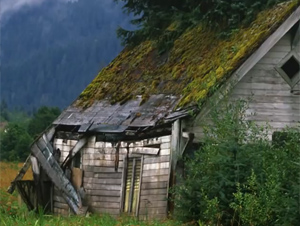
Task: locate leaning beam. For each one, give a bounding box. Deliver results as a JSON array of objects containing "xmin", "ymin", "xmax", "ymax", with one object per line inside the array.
[{"xmin": 7, "ymin": 127, "xmax": 56, "ymax": 194}]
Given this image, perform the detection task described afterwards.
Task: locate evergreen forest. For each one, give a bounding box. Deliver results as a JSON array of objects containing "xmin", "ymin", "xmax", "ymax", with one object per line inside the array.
[{"xmin": 1, "ymin": 0, "xmax": 132, "ymax": 110}]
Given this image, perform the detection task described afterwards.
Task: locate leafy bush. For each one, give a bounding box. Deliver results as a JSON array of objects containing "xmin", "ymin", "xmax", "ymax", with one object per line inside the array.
[{"xmin": 173, "ymin": 100, "xmax": 300, "ymax": 225}]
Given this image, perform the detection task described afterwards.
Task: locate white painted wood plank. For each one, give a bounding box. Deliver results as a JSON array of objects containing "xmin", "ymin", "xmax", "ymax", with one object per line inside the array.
[
  {"xmin": 84, "ymin": 184, "xmax": 121, "ymax": 190},
  {"xmin": 88, "ymin": 196, "xmax": 121, "ymax": 203},
  {"xmin": 142, "ymin": 169, "xmax": 170, "ymax": 177},
  {"xmin": 142, "ymin": 175, "xmax": 169, "ymax": 183},
  {"xmin": 159, "ymin": 149, "xmax": 170, "ymax": 156},
  {"xmin": 90, "ymin": 202, "xmax": 120, "ymax": 209},
  {"xmin": 130, "ymin": 147, "xmax": 160, "ymax": 155},
  {"xmin": 143, "ymin": 162, "xmax": 169, "ymax": 170},
  {"xmin": 83, "ymin": 177, "xmax": 122, "ymax": 185}
]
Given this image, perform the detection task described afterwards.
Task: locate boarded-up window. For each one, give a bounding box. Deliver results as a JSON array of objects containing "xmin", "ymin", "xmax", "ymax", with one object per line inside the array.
[{"xmin": 123, "ymin": 157, "xmax": 141, "ymax": 214}]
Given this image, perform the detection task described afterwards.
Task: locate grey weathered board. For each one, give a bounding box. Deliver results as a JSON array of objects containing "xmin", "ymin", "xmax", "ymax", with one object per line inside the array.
[
  {"xmin": 31, "ymin": 132, "xmax": 82, "ymax": 214},
  {"xmin": 191, "ymin": 26, "xmax": 300, "ymax": 141}
]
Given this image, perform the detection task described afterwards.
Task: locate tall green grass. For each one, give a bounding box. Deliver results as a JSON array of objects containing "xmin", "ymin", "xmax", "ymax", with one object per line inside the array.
[{"xmin": 0, "ymin": 189, "xmax": 185, "ymax": 226}]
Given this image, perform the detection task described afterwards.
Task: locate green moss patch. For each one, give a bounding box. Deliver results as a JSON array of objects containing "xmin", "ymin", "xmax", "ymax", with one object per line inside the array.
[{"xmin": 77, "ymin": 1, "xmax": 299, "ymax": 109}]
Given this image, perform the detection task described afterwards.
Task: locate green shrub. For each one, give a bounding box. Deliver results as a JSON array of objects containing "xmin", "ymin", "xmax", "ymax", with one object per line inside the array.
[{"xmin": 173, "ymin": 100, "xmax": 300, "ymax": 225}]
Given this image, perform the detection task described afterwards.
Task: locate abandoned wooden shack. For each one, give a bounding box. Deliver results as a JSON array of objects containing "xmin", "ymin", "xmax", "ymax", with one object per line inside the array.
[{"xmin": 9, "ymin": 1, "xmax": 300, "ymax": 220}]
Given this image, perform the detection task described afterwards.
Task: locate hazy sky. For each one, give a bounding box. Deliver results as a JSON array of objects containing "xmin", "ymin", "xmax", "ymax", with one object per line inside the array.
[{"xmin": 0, "ymin": 0, "xmax": 77, "ymax": 20}]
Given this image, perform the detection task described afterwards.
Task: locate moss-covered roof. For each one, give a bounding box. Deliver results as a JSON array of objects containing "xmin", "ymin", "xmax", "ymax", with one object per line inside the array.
[{"xmin": 77, "ymin": 1, "xmax": 299, "ymax": 109}]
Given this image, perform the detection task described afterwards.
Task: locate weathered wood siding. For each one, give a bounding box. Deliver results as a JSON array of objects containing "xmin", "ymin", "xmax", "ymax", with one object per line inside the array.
[
  {"xmin": 82, "ymin": 136, "xmax": 123, "ymax": 216},
  {"xmin": 192, "ymin": 30, "xmax": 300, "ymax": 141},
  {"xmin": 52, "ymin": 138, "xmax": 78, "ymax": 215},
  {"xmin": 51, "ymin": 135, "xmax": 171, "ymax": 219},
  {"xmin": 138, "ymin": 135, "xmax": 171, "ymax": 220}
]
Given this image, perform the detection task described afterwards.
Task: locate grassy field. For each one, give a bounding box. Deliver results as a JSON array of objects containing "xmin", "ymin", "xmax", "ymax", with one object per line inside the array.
[{"xmin": 0, "ymin": 162, "xmax": 187, "ymax": 226}]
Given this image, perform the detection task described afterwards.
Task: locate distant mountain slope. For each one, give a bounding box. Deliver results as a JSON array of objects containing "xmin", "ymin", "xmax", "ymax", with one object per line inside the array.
[{"xmin": 1, "ymin": 0, "xmax": 131, "ymax": 110}]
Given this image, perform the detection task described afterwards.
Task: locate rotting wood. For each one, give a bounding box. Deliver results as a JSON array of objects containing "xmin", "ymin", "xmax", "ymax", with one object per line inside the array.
[
  {"xmin": 136, "ymin": 155, "xmax": 143, "ymax": 217},
  {"xmin": 159, "ymin": 149, "xmax": 171, "ymax": 156},
  {"xmin": 88, "ymin": 196, "xmax": 121, "ymax": 203},
  {"xmin": 53, "ymin": 195, "xmax": 66, "ymax": 203},
  {"xmin": 56, "ymin": 131, "xmax": 82, "ymax": 140},
  {"xmin": 115, "ymin": 141, "xmax": 121, "ymax": 172},
  {"xmin": 90, "ymin": 202, "xmax": 120, "ymax": 209},
  {"xmin": 120, "ymin": 156, "xmax": 127, "ymax": 212},
  {"xmin": 140, "ymin": 188, "xmax": 167, "ymax": 196},
  {"xmin": 8, "ymin": 127, "xmax": 55, "ymax": 194},
  {"xmin": 140, "ymin": 200, "xmax": 168, "ymax": 208},
  {"xmin": 139, "ymin": 214, "xmax": 167, "ymax": 220},
  {"xmin": 139, "ymin": 207, "xmax": 167, "ymax": 215},
  {"xmin": 84, "ymin": 184, "xmax": 121, "ymax": 191},
  {"xmin": 85, "ymin": 189, "xmax": 121, "ymax": 196},
  {"xmin": 128, "ymin": 158, "xmax": 136, "ymax": 213},
  {"xmin": 292, "ymin": 22, "xmax": 300, "ymax": 49},
  {"xmin": 193, "ymin": 7, "xmax": 300, "ymax": 124},
  {"xmin": 141, "ymin": 181, "xmax": 168, "ymax": 190},
  {"xmin": 142, "ymin": 168, "xmax": 169, "ymax": 177},
  {"xmin": 84, "ymin": 172, "xmax": 122, "ymax": 179},
  {"xmin": 82, "ymin": 160, "xmax": 124, "ymax": 168},
  {"xmin": 143, "ymin": 162, "xmax": 169, "ymax": 170},
  {"xmin": 54, "ymin": 202, "xmax": 69, "ymax": 209},
  {"xmin": 83, "ymin": 166, "xmax": 123, "ymax": 173},
  {"xmin": 83, "ymin": 178, "xmax": 122, "ymax": 185},
  {"xmin": 130, "ymin": 147, "xmax": 160, "ymax": 155},
  {"xmin": 143, "ymin": 155, "xmax": 170, "ymax": 163},
  {"xmin": 90, "ymin": 207, "xmax": 120, "ymax": 215},
  {"xmin": 142, "ymin": 175, "xmax": 169, "ymax": 183},
  {"xmin": 31, "ymin": 131, "xmax": 83, "ymax": 214},
  {"xmin": 61, "ymin": 136, "xmax": 88, "ymax": 170},
  {"xmin": 140, "ymin": 194, "xmax": 168, "ymax": 202}
]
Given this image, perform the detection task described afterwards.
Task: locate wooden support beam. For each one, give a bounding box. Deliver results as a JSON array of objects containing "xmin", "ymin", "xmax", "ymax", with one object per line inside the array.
[
  {"xmin": 136, "ymin": 155, "xmax": 143, "ymax": 217},
  {"xmin": 61, "ymin": 136, "xmax": 88, "ymax": 169},
  {"xmin": 168, "ymin": 119, "xmax": 181, "ymax": 213},
  {"xmin": 128, "ymin": 158, "xmax": 136, "ymax": 213},
  {"xmin": 120, "ymin": 156, "xmax": 127, "ymax": 212},
  {"xmin": 31, "ymin": 130, "xmax": 84, "ymax": 215},
  {"xmin": 170, "ymin": 119, "xmax": 181, "ymax": 173},
  {"xmin": 7, "ymin": 127, "xmax": 56, "ymax": 194}
]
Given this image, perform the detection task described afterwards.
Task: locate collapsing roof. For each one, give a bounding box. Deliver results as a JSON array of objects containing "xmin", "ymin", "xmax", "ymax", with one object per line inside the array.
[
  {"xmin": 53, "ymin": 1, "xmax": 299, "ymax": 133},
  {"xmin": 54, "ymin": 95, "xmax": 194, "ymax": 133}
]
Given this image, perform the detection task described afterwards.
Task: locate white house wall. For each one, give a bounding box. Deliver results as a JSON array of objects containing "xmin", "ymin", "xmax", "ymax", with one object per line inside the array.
[{"xmin": 192, "ymin": 30, "xmax": 300, "ymax": 141}]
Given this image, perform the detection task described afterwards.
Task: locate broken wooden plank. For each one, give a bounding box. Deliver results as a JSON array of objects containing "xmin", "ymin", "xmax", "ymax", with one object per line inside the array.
[
  {"xmin": 31, "ymin": 132, "xmax": 82, "ymax": 214},
  {"xmin": 142, "ymin": 175, "xmax": 169, "ymax": 183},
  {"xmin": 7, "ymin": 127, "xmax": 55, "ymax": 194},
  {"xmin": 88, "ymin": 196, "xmax": 121, "ymax": 203},
  {"xmin": 130, "ymin": 147, "xmax": 160, "ymax": 155}
]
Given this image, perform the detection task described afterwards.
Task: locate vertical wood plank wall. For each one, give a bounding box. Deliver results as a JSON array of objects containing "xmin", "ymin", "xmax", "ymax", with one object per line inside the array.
[
  {"xmin": 138, "ymin": 135, "xmax": 171, "ymax": 220},
  {"xmin": 83, "ymin": 136, "xmax": 123, "ymax": 216},
  {"xmin": 52, "ymin": 138, "xmax": 78, "ymax": 215},
  {"xmin": 192, "ymin": 31, "xmax": 300, "ymax": 141},
  {"xmin": 52, "ymin": 135, "xmax": 171, "ymax": 219}
]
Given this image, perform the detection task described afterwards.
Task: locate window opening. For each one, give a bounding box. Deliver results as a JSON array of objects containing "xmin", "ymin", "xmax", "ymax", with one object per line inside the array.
[
  {"xmin": 123, "ymin": 157, "xmax": 141, "ymax": 214},
  {"xmin": 275, "ymin": 51, "xmax": 300, "ymax": 88},
  {"xmin": 73, "ymin": 152, "xmax": 81, "ymax": 168},
  {"xmin": 281, "ymin": 56, "xmax": 299, "ymax": 79}
]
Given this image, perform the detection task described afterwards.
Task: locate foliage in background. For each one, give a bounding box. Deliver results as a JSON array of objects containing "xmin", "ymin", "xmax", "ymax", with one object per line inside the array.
[
  {"xmin": 0, "ymin": 106, "xmax": 61, "ymax": 161},
  {"xmin": 27, "ymin": 106, "xmax": 61, "ymax": 138},
  {"xmin": 1, "ymin": 0, "xmax": 132, "ymax": 111},
  {"xmin": 116, "ymin": 0, "xmax": 287, "ymax": 50},
  {"xmin": 173, "ymin": 100, "xmax": 300, "ymax": 225}
]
